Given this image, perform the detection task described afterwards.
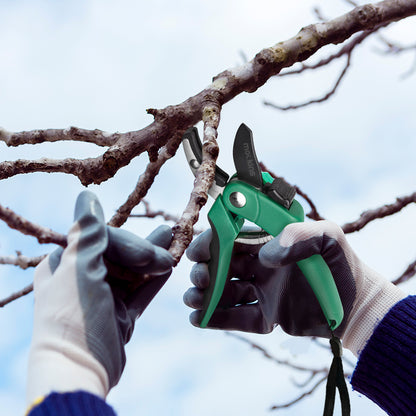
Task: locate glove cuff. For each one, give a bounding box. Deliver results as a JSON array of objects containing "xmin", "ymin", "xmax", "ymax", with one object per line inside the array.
[
  {"xmin": 342, "ymin": 264, "xmax": 405, "ymax": 357},
  {"xmin": 26, "ymin": 340, "xmax": 109, "ymax": 407}
]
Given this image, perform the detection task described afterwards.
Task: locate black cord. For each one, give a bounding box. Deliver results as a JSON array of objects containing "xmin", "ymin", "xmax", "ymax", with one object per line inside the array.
[{"xmin": 323, "ymin": 335, "xmax": 351, "ymax": 416}]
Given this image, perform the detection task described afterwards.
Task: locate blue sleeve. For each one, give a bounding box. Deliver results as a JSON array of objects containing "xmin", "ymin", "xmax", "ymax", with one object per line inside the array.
[
  {"xmin": 351, "ymin": 295, "xmax": 416, "ymax": 416},
  {"xmin": 28, "ymin": 391, "xmax": 117, "ymax": 416}
]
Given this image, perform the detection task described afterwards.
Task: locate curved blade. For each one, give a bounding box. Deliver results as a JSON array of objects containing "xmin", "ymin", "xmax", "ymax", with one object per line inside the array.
[
  {"xmin": 182, "ymin": 127, "xmax": 229, "ymax": 199},
  {"xmin": 233, "ymin": 123, "xmax": 263, "ymax": 188}
]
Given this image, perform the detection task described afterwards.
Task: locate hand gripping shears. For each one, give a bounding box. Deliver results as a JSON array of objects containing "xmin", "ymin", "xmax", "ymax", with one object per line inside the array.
[{"xmin": 182, "ymin": 124, "xmax": 344, "ymax": 330}]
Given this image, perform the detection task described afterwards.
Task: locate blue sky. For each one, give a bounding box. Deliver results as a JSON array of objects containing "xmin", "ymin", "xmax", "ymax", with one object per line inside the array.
[{"xmin": 0, "ymin": 0, "xmax": 415, "ymax": 414}]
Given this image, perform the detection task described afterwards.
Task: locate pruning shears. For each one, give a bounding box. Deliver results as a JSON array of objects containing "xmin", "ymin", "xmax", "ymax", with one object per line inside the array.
[{"xmin": 182, "ymin": 123, "xmax": 344, "ymax": 331}]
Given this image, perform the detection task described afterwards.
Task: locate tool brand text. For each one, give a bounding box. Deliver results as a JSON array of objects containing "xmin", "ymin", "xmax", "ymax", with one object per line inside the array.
[{"xmin": 243, "ymin": 142, "xmax": 256, "ymax": 177}]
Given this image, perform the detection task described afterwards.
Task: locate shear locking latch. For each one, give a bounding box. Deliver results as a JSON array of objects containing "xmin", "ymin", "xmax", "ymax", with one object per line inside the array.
[{"xmin": 264, "ymin": 177, "xmax": 296, "ymax": 209}]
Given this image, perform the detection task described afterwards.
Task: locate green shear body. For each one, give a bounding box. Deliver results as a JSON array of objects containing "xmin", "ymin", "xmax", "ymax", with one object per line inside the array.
[{"xmin": 202, "ymin": 175, "xmax": 344, "ymax": 331}]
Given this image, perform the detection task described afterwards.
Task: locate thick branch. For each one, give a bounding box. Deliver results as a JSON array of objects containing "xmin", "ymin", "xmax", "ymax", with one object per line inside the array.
[
  {"xmin": 277, "ymin": 26, "xmax": 380, "ymax": 77},
  {"xmin": 342, "ymin": 191, "xmax": 416, "ymax": 233},
  {"xmin": 1, "ymin": 0, "xmax": 414, "ymax": 185},
  {"xmin": 0, "ymin": 126, "xmax": 120, "ymax": 147}
]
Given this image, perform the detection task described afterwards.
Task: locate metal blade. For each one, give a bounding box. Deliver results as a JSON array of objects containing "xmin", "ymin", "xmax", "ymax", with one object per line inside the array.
[
  {"xmin": 182, "ymin": 127, "xmax": 229, "ymax": 199},
  {"xmin": 233, "ymin": 123, "xmax": 263, "ymax": 188}
]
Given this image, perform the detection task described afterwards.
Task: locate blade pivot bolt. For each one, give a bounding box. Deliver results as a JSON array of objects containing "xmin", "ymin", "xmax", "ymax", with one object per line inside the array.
[{"xmin": 229, "ymin": 192, "xmax": 246, "ymax": 208}]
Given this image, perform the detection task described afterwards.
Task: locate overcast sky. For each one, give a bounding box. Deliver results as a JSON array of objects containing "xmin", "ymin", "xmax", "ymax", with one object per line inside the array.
[{"xmin": 0, "ymin": 1, "xmax": 415, "ymax": 415}]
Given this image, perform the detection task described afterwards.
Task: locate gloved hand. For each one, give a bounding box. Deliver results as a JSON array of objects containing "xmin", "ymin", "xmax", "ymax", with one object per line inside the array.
[
  {"xmin": 184, "ymin": 220, "xmax": 405, "ymax": 356},
  {"xmin": 27, "ymin": 191, "xmax": 175, "ymax": 407}
]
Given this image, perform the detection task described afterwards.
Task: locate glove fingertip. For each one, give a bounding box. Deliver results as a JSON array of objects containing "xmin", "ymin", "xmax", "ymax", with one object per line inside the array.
[
  {"xmin": 73, "ymin": 190, "xmax": 105, "ymax": 224},
  {"xmin": 146, "ymin": 225, "xmax": 173, "ymax": 249},
  {"xmin": 186, "ymin": 230, "xmax": 212, "ymax": 262},
  {"xmin": 189, "ymin": 310, "xmax": 202, "ymax": 328},
  {"xmin": 190, "ymin": 263, "xmax": 210, "ymax": 288},
  {"xmin": 258, "ymin": 239, "xmax": 285, "ymax": 268}
]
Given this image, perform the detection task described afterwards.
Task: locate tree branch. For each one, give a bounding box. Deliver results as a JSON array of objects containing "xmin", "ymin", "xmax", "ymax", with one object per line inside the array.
[
  {"xmin": 0, "ymin": 126, "xmax": 120, "ymax": 147},
  {"xmin": 264, "ymin": 52, "xmax": 352, "ymax": 111},
  {"xmin": 392, "ymin": 259, "xmax": 416, "ymax": 285},
  {"xmin": 259, "ymin": 162, "xmax": 325, "ymax": 220},
  {"xmin": 0, "ymin": 253, "xmax": 46, "ymax": 269},
  {"xmin": 270, "ymin": 375, "xmax": 328, "ymax": 410},
  {"xmin": 108, "ymin": 135, "xmax": 183, "ymax": 228},
  {"xmin": 342, "ymin": 191, "xmax": 416, "ymax": 233},
  {"xmin": 1, "ymin": 0, "xmax": 414, "ymax": 186},
  {"xmin": 0, "ymin": 283, "xmax": 33, "ymax": 308},
  {"xmin": 0, "ymin": 203, "xmax": 67, "ymax": 246},
  {"xmin": 169, "ymin": 102, "xmax": 221, "ymax": 263},
  {"xmin": 227, "ymin": 332, "xmax": 329, "ymax": 374}
]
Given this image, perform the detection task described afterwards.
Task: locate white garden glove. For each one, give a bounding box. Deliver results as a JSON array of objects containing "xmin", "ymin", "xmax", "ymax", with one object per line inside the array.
[
  {"xmin": 26, "ymin": 191, "xmax": 175, "ymax": 407},
  {"xmin": 185, "ymin": 220, "xmax": 405, "ymax": 356}
]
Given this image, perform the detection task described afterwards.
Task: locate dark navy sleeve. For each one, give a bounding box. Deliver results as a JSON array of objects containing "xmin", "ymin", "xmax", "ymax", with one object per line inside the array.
[
  {"xmin": 28, "ymin": 391, "xmax": 117, "ymax": 416},
  {"xmin": 351, "ymin": 295, "xmax": 416, "ymax": 416}
]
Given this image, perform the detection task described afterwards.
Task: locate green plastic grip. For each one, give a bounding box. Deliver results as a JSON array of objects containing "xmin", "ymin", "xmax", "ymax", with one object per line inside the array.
[
  {"xmin": 202, "ymin": 178, "xmax": 344, "ymax": 331},
  {"xmin": 201, "ymin": 196, "xmax": 243, "ymax": 328}
]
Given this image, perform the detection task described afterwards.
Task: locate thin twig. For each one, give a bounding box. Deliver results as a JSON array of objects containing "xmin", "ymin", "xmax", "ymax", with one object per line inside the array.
[
  {"xmin": 259, "ymin": 162, "xmax": 324, "ymax": 220},
  {"xmin": 0, "ymin": 283, "xmax": 33, "ymax": 307},
  {"xmin": 392, "ymin": 259, "xmax": 416, "ymax": 285},
  {"xmin": 130, "ymin": 200, "xmax": 180, "ymax": 223},
  {"xmin": 342, "ymin": 191, "xmax": 416, "ymax": 233},
  {"xmin": 226, "ymin": 332, "xmax": 328, "ymax": 374},
  {"xmin": 108, "ymin": 137, "xmax": 182, "ymax": 228},
  {"xmin": 264, "ymin": 53, "xmax": 352, "ymax": 111},
  {"xmin": 0, "ymin": 203, "xmax": 66, "ymax": 246},
  {"xmin": 270, "ymin": 375, "xmax": 327, "ymax": 410}
]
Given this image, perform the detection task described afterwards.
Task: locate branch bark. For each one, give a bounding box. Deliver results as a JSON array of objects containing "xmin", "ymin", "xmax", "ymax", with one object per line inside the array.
[
  {"xmin": 0, "ymin": 253, "xmax": 46, "ymax": 269},
  {"xmin": 169, "ymin": 102, "xmax": 221, "ymax": 263},
  {"xmin": 1, "ymin": 0, "xmax": 415, "ymax": 186},
  {"xmin": 342, "ymin": 191, "xmax": 416, "ymax": 233}
]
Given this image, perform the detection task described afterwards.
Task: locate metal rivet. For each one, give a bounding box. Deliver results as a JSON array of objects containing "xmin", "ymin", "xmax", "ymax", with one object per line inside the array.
[
  {"xmin": 229, "ymin": 192, "xmax": 246, "ymax": 208},
  {"xmin": 190, "ymin": 159, "xmax": 200, "ymax": 169}
]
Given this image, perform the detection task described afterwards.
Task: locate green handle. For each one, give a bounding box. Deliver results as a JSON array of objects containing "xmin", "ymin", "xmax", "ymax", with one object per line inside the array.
[
  {"xmin": 200, "ymin": 195, "xmax": 243, "ymax": 328},
  {"xmin": 221, "ymin": 180, "xmax": 344, "ymax": 331}
]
